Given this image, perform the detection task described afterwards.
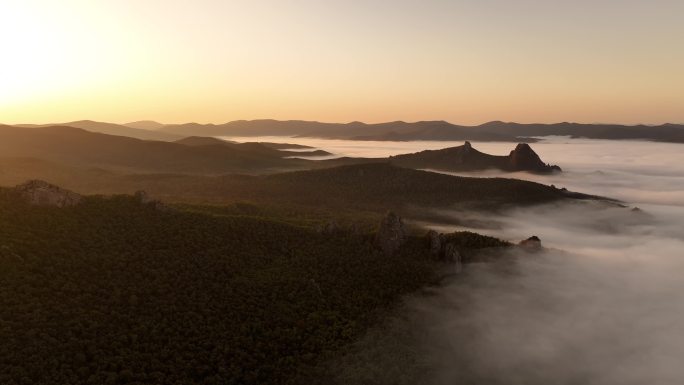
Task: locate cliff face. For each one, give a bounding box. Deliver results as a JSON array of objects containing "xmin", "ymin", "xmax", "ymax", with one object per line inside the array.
[
  {"xmin": 389, "ymin": 142, "xmax": 561, "ymax": 174},
  {"xmin": 15, "ymin": 180, "xmax": 82, "ymax": 208}
]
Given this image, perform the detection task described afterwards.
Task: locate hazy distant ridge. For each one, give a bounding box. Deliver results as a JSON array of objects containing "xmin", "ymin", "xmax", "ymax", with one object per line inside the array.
[
  {"xmin": 8, "ymin": 119, "xmax": 684, "ymax": 144},
  {"xmin": 157, "ymin": 120, "xmax": 684, "ymax": 144}
]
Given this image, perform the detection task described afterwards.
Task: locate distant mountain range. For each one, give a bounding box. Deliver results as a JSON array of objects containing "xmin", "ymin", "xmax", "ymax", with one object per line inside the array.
[
  {"xmin": 0, "ymin": 125, "xmax": 560, "ymax": 175},
  {"xmin": 13, "ymin": 120, "xmax": 181, "ymax": 141},
  {"xmin": 9, "ymin": 119, "xmax": 684, "ymax": 143},
  {"xmin": 159, "ymin": 120, "xmax": 684, "ymax": 143}
]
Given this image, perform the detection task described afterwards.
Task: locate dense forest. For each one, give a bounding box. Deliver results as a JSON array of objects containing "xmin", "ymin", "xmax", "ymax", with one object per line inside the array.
[{"xmin": 0, "ymin": 187, "xmax": 517, "ymax": 384}]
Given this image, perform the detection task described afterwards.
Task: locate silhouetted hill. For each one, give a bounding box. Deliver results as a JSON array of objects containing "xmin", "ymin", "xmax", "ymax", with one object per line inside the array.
[
  {"xmin": 13, "ymin": 119, "xmax": 684, "ymax": 143},
  {"xmin": 0, "ymin": 125, "xmax": 564, "ymax": 178},
  {"xmin": 389, "ymin": 141, "xmax": 561, "ymax": 173},
  {"xmin": 13, "ymin": 120, "xmax": 181, "ymax": 141},
  {"xmin": 156, "ymin": 119, "xmax": 684, "ymax": 143},
  {"xmin": 256, "ymin": 142, "xmax": 315, "ymax": 150},
  {"xmin": 252, "ymin": 163, "xmax": 583, "ymax": 210},
  {"xmin": 174, "ymin": 136, "xmax": 330, "ymax": 156},
  {"xmin": 174, "ymin": 136, "xmax": 236, "ymax": 146},
  {"xmin": 0, "ymin": 125, "xmax": 311, "ymax": 174},
  {"xmin": 159, "ymin": 120, "xmax": 533, "ymax": 142},
  {"xmin": 476, "ymin": 121, "xmax": 684, "ymax": 143},
  {"xmin": 0, "ymin": 156, "xmax": 598, "ymax": 214},
  {"xmin": 124, "ymin": 120, "xmax": 165, "ymax": 130}
]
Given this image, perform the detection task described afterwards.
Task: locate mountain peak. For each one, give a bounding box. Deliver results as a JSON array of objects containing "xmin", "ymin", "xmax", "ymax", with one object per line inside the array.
[{"xmin": 510, "ymin": 143, "xmax": 561, "ymax": 173}]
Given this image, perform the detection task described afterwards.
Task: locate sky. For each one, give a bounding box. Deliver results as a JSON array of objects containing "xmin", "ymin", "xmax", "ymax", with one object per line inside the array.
[{"xmin": 1, "ymin": 0, "xmax": 683, "ymax": 125}]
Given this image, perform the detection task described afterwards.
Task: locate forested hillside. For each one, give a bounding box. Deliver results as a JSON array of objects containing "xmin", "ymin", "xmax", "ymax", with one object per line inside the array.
[
  {"xmin": 0, "ymin": 189, "xmax": 439, "ymax": 384},
  {"xmin": 0, "ymin": 184, "xmax": 527, "ymax": 384},
  {"xmin": 0, "ymin": 125, "xmax": 313, "ymax": 174},
  {"xmin": 0, "ymin": 160, "xmax": 593, "ymax": 216}
]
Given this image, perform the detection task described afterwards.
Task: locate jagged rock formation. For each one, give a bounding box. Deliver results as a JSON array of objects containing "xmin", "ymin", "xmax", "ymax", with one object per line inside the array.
[
  {"xmin": 518, "ymin": 236, "xmax": 542, "ymax": 252},
  {"xmin": 14, "ymin": 180, "xmax": 82, "ymax": 207},
  {"xmin": 374, "ymin": 212, "xmax": 407, "ymax": 256},
  {"xmin": 425, "ymin": 230, "xmax": 463, "ymax": 273},
  {"xmin": 443, "ymin": 243, "xmax": 463, "ymax": 274},
  {"xmin": 427, "ymin": 230, "xmax": 443, "ymax": 256},
  {"xmin": 509, "ymin": 143, "xmax": 561, "ymax": 173},
  {"xmin": 389, "ymin": 141, "xmax": 561, "ymax": 174}
]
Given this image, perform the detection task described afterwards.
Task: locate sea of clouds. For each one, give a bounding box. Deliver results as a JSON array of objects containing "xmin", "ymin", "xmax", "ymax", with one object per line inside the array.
[{"xmin": 277, "ymin": 136, "xmax": 684, "ymax": 384}]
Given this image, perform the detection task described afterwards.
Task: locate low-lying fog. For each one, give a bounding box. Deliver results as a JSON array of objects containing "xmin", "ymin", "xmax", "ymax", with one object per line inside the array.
[
  {"xmin": 226, "ymin": 135, "xmax": 684, "ymax": 384},
  {"xmin": 224, "ymin": 135, "xmax": 684, "ymax": 206}
]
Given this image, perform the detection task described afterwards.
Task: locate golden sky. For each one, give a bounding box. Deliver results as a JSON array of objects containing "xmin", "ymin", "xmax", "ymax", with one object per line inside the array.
[{"xmin": 1, "ymin": 0, "xmax": 683, "ymax": 125}]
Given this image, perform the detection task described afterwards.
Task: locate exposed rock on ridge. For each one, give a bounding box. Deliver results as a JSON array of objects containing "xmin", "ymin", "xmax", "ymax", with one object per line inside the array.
[
  {"xmin": 509, "ymin": 143, "xmax": 561, "ymax": 173},
  {"xmin": 425, "ymin": 230, "xmax": 463, "ymax": 273},
  {"xmin": 375, "ymin": 212, "xmax": 407, "ymax": 256},
  {"xmin": 518, "ymin": 236, "xmax": 542, "ymax": 252},
  {"xmin": 389, "ymin": 141, "xmax": 562, "ymax": 174},
  {"xmin": 135, "ymin": 190, "xmax": 169, "ymax": 211},
  {"xmin": 14, "ymin": 180, "xmax": 82, "ymax": 208}
]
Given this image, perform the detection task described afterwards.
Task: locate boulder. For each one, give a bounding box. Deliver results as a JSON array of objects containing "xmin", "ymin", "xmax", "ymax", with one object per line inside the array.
[
  {"xmin": 518, "ymin": 236, "xmax": 542, "ymax": 252},
  {"xmin": 15, "ymin": 180, "xmax": 82, "ymax": 208},
  {"xmin": 375, "ymin": 212, "xmax": 407, "ymax": 256}
]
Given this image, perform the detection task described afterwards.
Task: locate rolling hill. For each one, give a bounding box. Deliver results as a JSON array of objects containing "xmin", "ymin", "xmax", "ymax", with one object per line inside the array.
[
  {"xmin": 10, "ymin": 119, "xmax": 684, "ymax": 143},
  {"xmin": 174, "ymin": 136, "xmax": 330, "ymax": 156},
  {"xmin": 0, "ymin": 125, "xmax": 313, "ymax": 175},
  {"xmin": 155, "ymin": 119, "xmax": 684, "ymax": 143},
  {"xmin": 0, "ymin": 156, "xmax": 598, "ymax": 217},
  {"xmin": 13, "ymin": 120, "xmax": 181, "ymax": 141},
  {"xmin": 123, "ymin": 120, "xmax": 166, "ymax": 130},
  {"xmin": 159, "ymin": 120, "xmax": 533, "ymax": 142}
]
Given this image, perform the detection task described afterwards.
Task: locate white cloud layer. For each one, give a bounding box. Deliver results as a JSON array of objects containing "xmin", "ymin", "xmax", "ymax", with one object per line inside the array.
[{"xmin": 301, "ymin": 137, "xmax": 684, "ymax": 384}]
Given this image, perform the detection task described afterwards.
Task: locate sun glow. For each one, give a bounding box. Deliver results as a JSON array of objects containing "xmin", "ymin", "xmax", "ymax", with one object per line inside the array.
[
  {"xmin": 1, "ymin": 0, "xmax": 683, "ymax": 125},
  {"xmin": 0, "ymin": 1, "xmax": 130, "ymax": 107}
]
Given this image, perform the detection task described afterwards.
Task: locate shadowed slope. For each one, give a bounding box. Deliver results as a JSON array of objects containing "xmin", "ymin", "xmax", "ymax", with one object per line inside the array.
[
  {"xmin": 13, "ymin": 120, "xmax": 180, "ymax": 141},
  {"xmin": 389, "ymin": 142, "xmax": 561, "ymax": 174},
  {"xmin": 0, "ymin": 125, "xmax": 311, "ymax": 174}
]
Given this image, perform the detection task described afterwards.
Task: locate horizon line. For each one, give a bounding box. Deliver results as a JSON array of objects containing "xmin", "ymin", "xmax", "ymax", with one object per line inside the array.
[{"xmin": 5, "ymin": 119, "xmax": 683, "ymax": 128}]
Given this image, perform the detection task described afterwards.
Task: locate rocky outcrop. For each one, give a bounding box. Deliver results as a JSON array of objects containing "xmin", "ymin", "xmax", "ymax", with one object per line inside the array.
[
  {"xmin": 15, "ymin": 180, "xmax": 82, "ymax": 208},
  {"xmin": 508, "ymin": 143, "xmax": 561, "ymax": 173},
  {"xmin": 518, "ymin": 236, "xmax": 542, "ymax": 252},
  {"xmin": 425, "ymin": 230, "xmax": 463, "ymax": 273},
  {"xmin": 443, "ymin": 243, "xmax": 463, "ymax": 273},
  {"xmin": 134, "ymin": 190, "xmax": 168, "ymax": 211},
  {"xmin": 389, "ymin": 141, "xmax": 561, "ymax": 174},
  {"xmin": 375, "ymin": 212, "xmax": 407, "ymax": 256},
  {"xmin": 426, "ymin": 230, "xmax": 443, "ymax": 256}
]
